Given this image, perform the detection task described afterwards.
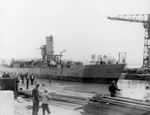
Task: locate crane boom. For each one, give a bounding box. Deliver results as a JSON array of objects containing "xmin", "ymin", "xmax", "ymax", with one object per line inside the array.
[
  {"xmin": 108, "ymin": 14, "xmax": 150, "ymax": 67},
  {"xmin": 108, "ymin": 14, "xmax": 150, "ymax": 23}
]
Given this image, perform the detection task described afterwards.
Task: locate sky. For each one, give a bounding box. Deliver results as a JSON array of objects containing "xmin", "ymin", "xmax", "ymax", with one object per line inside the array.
[{"xmin": 0, "ymin": 0, "xmax": 150, "ymax": 67}]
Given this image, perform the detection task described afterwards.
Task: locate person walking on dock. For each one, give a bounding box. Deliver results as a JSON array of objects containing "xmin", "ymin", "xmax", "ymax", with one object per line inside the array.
[
  {"xmin": 20, "ymin": 74, "xmax": 24, "ymax": 84},
  {"xmin": 41, "ymin": 89, "xmax": 51, "ymax": 115},
  {"xmin": 26, "ymin": 75, "xmax": 29, "ymax": 90},
  {"xmin": 32, "ymin": 84, "xmax": 40, "ymax": 115},
  {"xmin": 15, "ymin": 74, "xmax": 20, "ymax": 97},
  {"xmin": 30, "ymin": 74, "xmax": 35, "ymax": 85},
  {"xmin": 109, "ymin": 81, "xmax": 121, "ymax": 97}
]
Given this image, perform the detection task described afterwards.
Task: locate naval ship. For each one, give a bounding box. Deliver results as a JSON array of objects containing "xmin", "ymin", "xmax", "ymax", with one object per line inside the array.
[{"xmin": 0, "ymin": 35, "xmax": 126, "ymax": 83}]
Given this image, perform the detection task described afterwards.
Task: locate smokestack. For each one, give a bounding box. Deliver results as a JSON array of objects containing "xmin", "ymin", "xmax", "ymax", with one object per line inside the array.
[{"xmin": 46, "ymin": 35, "xmax": 54, "ymax": 61}]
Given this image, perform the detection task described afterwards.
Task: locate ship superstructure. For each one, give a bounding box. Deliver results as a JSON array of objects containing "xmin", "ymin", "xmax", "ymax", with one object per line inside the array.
[{"xmin": 0, "ymin": 35, "xmax": 126, "ymax": 83}]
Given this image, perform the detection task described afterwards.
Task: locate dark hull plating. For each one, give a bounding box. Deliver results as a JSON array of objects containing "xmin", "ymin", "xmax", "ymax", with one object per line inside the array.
[{"xmin": 0, "ymin": 64, "xmax": 125, "ymax": 83}]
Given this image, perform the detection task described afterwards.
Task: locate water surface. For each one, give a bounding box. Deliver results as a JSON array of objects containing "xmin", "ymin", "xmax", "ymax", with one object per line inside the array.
[{"xmin": 36, "ymin": 78, "xmax": 150, "ymax": 100}]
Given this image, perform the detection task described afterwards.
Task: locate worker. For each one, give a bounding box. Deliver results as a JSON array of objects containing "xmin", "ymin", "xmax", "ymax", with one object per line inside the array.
[
  {"xmin": 30, "ymin": 74, "xmax": 35, "ymax": 85},
  {"xmin": 15, "ymin": 74, "xmax": 20, "ymax": 97},
  {"xmin": 32, "ymin": 84, "xmax": 40, "ymax": 115},
  {"xmin": 26, "ymin": 75, "xmax": 29, "ymax": 90},
  {"xmin": 109, "ymin": 80, "xmax": 121, "ymax": 97},
  {"xmin": 40, "ymin": 89, "xmax": 51, "ymax": 115},
  {"xmin": 143, "ymin": 86, "xmax": 150, "ymax": 101},
  {"xmin": 2, "ymin": 72, "xmax": 6, "ymax": 78},
  {"xmin": 20, "ymin": 74, "xmax": 24, "ymax": 84}
]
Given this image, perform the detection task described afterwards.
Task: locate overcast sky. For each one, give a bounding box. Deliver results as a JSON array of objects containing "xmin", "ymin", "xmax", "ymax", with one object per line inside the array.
[{"xmin": 0, "ymin": 0, "xmax": 149, "ymax": 67}]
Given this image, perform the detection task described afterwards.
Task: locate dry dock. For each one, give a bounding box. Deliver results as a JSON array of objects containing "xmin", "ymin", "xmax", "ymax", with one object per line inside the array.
[{"xmin": 12, "ymin": 78, "xmax": 150, "ymax": 115}]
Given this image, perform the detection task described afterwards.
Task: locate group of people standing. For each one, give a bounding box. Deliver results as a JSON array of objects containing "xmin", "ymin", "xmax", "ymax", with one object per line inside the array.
[
  {"xmin": 31, "ymin": 80, "xmax": 121, "ymax": 115},
  {"xmin": 2, "ymin": 72, "xmax": 10, "ymax": 78},
  {"xmin": 31, "ymin": 79, "xmax": 150, "ymax": 115},
  {"xmin": 20, "ymin": 73, "xmax": 35, "ymax": 89},
  {"xmin": 32, "ymin": 84, "xmax": 51, "ymax": 115}
]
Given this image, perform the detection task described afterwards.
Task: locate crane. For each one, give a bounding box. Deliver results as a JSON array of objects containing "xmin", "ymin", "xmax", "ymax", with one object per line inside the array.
[{"xmin": 108, "ymin": 14, "xmax": 150, "ymax": 67}]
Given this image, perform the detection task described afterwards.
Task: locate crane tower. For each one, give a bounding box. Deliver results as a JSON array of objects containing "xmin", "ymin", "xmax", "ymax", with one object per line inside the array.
[{"xmin": 108, "ymin": 14, "xmax": 150, "ymax": 67}]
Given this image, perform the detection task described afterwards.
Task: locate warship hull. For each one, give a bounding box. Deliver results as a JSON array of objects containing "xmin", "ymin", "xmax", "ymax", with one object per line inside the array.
[{"xmin": 0, "ymin": 64, "xmax": 125, "ymax": 83}]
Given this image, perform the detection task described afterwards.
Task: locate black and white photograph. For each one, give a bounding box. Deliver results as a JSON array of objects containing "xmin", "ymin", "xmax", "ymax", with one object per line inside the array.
[{"xmin": 0, "ymin": 0, "xmax": 150, "ymax": 115}]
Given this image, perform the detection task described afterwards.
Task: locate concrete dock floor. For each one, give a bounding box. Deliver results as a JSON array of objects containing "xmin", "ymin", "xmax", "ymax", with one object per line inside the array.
[
  {"xmin": 14, "ymin": 99, "xmax": 85, "ymax": 115},
  {"xmin": 14, "ymin": 81, "xmax": 93, "ymax": 115}
]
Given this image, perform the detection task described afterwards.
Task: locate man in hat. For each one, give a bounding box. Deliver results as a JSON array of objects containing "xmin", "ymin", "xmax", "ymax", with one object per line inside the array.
[
  {"xmin": 40, "ymin": 89, "xmax": 51, "ymax": 115},
  {"xmin": 32, "ymin": 84, "xmax": 40, "ymax": 115},
  {"xmin": 109, "ymin": 80, "xmax": 121, "ymax": 97}
]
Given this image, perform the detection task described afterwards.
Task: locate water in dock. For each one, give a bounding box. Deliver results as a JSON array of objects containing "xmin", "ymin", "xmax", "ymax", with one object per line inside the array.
[{"xmin": 31, "ymin": 77, "xmax": 150, "ymax": 100}]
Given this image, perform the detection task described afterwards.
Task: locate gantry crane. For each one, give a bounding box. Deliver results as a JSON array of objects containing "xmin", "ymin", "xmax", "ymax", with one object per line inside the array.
[{"xmin": 108, "ymin": 14, "xmax": 150, "ymax": 67}]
